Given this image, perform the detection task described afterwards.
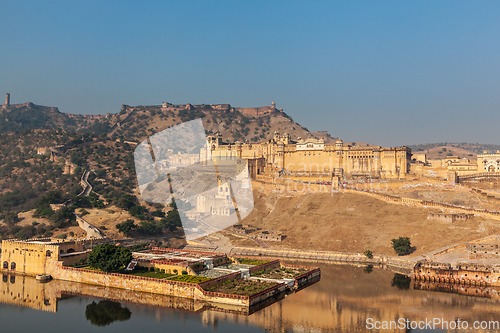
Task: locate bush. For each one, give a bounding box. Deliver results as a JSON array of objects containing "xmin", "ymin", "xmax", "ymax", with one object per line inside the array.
[
  {"xmin": 150, "ymin": 267, "xmax": 155, "ymax": 272},
  {"xmin": 116, "ymin": 219, "xmax": 136, "ymax": 236},
  {"xmin": 181, "ymin": 270, "xmax": 188, "ymax": 275},
  {"xmin": 87, "ymin": 244, "xmax": 132, "ymax": 272},
  {"xmin": 391, "ymin": 237, "xmax": 411, "ymax": 255},
  {"xmin": 57, "ymin": 233, "xmax": 67, "ymax": 239},
  {"xmin": 363, "ymin": 250, "xmax": 373, "ymax": 259}
]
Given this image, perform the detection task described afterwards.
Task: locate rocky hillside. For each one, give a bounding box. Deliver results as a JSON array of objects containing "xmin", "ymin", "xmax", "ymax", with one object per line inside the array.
[
  {"xmin": 409, "ymin": 142, "xmax": 500, "ymax": 158},
  {"xmin": 0, "ymin": 101, "xmax": 335, "ymax": 144}
]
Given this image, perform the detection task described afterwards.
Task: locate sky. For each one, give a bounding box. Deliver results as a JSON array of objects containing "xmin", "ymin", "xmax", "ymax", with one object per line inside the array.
[{"xmin": 1, "ymin": 0, "xmax": 500, "ymax": 146}]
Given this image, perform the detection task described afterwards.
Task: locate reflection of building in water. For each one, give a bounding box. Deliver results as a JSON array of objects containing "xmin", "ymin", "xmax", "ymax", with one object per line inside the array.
[
  {"xmin": 0, "ymin": 269, "xmax": 312, "ymax": 316},
  {"xmin": 0, "ymin": 274, "xmax": 57, "ymax": 312},
  {"xmin": 414, "ymin": 280, "xmax": 500, "ymax": 298},
  {"xmin": 196, "ymin": 180, "xmax": 234, "ymax": 216}
]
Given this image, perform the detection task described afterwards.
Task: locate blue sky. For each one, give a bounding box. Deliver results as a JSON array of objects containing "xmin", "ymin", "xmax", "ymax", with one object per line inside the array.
[{"xmin": 1, "ymin": 0, "xmax": 500, "ymax": 146}]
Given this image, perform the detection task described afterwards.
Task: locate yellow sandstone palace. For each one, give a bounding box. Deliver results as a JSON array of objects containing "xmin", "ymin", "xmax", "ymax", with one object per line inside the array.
[{"xmin": 202, "ymin": 131, "xmax": 411, "ymax": 179}]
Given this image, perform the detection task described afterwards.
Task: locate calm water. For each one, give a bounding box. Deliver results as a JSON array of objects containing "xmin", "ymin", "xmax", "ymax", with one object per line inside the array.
[{"xmin": 2, "ymin": 262, "xmax": 500, "ymax": 332}]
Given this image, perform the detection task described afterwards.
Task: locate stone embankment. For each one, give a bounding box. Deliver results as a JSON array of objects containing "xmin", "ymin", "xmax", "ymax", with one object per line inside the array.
[{"xmin": 230, "ymin": 247, "xmax": 415, "ymax": 274}]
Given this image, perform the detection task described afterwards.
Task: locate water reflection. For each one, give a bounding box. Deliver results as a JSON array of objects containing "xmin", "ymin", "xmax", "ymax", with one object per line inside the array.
[
  {"xmin": 3, "ymin": 264, "xmax": 500, "ymax": 332},
  {"xmin": 391, "ymin": 273, "xmax": 411, "ymax": 290},
  {"xmin": 85, "ymin": 300, "xmax": 131, "ymax": 327}
]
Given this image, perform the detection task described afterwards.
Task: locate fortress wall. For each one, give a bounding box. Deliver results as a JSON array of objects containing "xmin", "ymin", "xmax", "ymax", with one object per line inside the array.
[
  {"xmin": 50, "ymin": 264, "xmax": 200, "ymax": 299},
  {"xmin": 75, "ymin": 214, "xmax": 105, "ymax": 239},
  {"xmin": 341, "ymin": 188, "xmax": 500, "ymax": 220},
  {"xmin": 46, "ymin": 262, "xmax": 250, "ymax": 306},
  {"xmin": 235, "ymin": 106, "xmax": 275, "ymax": 117}
]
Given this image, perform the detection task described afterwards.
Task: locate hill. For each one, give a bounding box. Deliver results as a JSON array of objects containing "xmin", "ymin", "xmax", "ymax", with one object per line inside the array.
[
  {"xmin": 409, "ymin": 142, "xmax": 500, "ymax": 158},
  {"xmin": 0, "ymin": 100, "xmax": 328, "ymax": 144},
  {"xmin": 220, "ymin": 183, "xmax": 500, "ymax": 256}
]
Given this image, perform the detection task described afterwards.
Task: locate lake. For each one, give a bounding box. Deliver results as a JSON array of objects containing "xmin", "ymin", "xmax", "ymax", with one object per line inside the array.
[{"xmin": 2, "ymin": 262, "xmax": 500, "ymax": 332}]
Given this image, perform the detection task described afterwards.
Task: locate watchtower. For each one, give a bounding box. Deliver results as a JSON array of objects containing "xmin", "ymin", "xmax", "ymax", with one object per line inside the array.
[{"xmin": 5, "ymin": 93, "xmax": 10, "ymax": 106}]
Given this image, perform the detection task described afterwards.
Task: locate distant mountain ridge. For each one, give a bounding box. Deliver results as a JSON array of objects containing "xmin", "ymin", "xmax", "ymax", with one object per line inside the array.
[
  {"xmin": 409, "ymin": 142, "xmax": 500, "ymax": 156},
  {"xmin": 0, "ymin": 100, "xmax": 332, "ymax": 144}
]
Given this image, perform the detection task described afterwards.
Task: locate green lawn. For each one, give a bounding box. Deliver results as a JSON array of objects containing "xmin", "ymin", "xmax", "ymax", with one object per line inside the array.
[
  {"xmin": 238, "ymin": 258, "xmax": 271, "ymax": 265},
  {"xmin": 117, "ymin": 270, "xmax": 175, "ymax": 279},
  {"xmin": 203, "ymin": 279, "xmax": 277, "ymax": 296},
  {"xmin": 166, "ymin": 275, "xmax": 211, "ymax": 283}
]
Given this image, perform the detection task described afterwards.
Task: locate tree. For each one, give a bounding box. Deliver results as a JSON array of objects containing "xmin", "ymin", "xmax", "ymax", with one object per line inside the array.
[
  {"xmin": 391, "ymin": 237, "xmax": 411, "ymax": 255},
  {"xmin": 87, "ymin": 244, "xmax": 132, "ymax": 272},
  {"xmin": 116, "ymin": 219, "xmax": 136, "ymax": 236},
  {"xmin": 51, "ymin": 206, "xmax": 76, "ymax": 228},
  {"xmin": 117, "ymin": 194, "xmax": 138, "ymax": 210},
  {"xmin": 137, "ymin": 221, "xmax": 162, "ymax": 235},
  {"xmin": 72, "ymin": 195, "xmax": 92, "ymax": 208}
]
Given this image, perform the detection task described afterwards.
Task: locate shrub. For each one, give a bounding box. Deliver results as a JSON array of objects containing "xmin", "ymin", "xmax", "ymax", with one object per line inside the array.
[
  {"xmin": 87, "ymin": 244, "xmax": 132, "ymax": 272},
  {"xmin": 363, "ymin": 250, "xmax": 373, "ymax": 259},
  {"xmin": 150, "ymin": 267, "xmax": 155, "ymax": 272},
  {"xmin": 391, "ymin": 237, "xmax": 411, "ymax": 255},
  {"xmin": 57, "ymin": 233, "xmax": 67, "ymax": 239},
  {"xmin": 181, "ymin": 270, "xmax": 188, "ymax": 275}
]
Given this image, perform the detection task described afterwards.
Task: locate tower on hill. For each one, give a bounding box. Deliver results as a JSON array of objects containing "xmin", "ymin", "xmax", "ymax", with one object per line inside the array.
[{"xmin": 5, "ymin": 93, "xmax": 10, "ymax": 106}]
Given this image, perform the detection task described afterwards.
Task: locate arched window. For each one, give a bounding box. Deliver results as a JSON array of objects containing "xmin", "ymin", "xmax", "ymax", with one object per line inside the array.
[
  {"xmin": 67, "ymin": 248, "xmax": 75, "ymax": 253},
  {"xmin": 46, "ymin": 250, "xmax": 51, "ymax": 257},
  {"xmin": 10, "ymin": 262, "xmax": 16, "ymax": 271},
  {"xmin": 2, "ymin": 261, "xmax": 7, "ymax": 269}
]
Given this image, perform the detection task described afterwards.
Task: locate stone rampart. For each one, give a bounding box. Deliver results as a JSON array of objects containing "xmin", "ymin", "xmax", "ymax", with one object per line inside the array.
[
  {"xmin": 74, "ymin": 214, "xmax": 105, "ymax": 239},
  {"xmin": 340, "ymin": 188, "xmax": 500, "ymax": 221},
  {"xmin": 50, "ymin": 263, "xmax": 251, "ymax": 306}
]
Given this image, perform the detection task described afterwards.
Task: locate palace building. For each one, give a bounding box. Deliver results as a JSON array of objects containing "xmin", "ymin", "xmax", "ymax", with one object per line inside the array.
[{"xmin": 203, "ymin": 131, "xmax": 411, "ymax": 179}]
